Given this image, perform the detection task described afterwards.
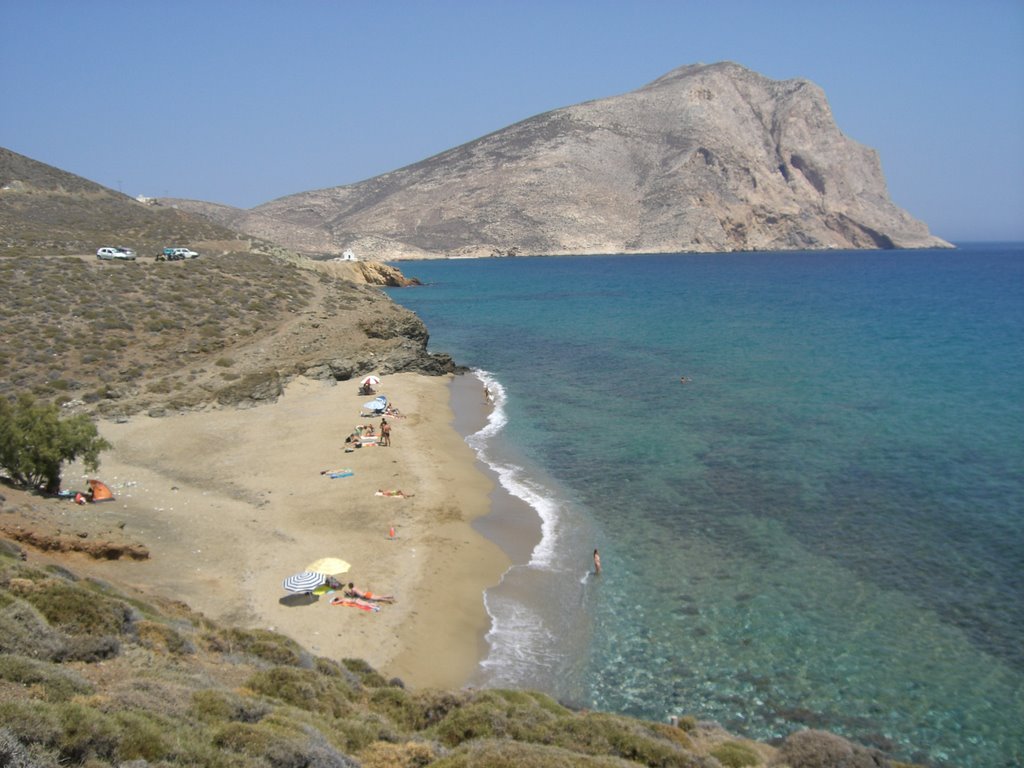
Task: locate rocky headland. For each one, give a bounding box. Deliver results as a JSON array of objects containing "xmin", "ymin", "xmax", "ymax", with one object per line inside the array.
[{"xmin": 162, "ymin": 61, "xmax": 951, "ymax": 260}]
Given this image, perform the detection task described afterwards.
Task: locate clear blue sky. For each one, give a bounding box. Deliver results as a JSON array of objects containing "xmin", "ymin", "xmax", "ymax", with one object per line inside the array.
[{"xmin": 3, "ymin": 0, "xmax": 1022, "ymax": 242}]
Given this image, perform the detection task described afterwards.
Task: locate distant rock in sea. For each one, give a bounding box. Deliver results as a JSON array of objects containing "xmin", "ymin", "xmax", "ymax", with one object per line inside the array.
[{"xmin": 167, "ymin": 61, "xmax": 952, "ymax": 258}]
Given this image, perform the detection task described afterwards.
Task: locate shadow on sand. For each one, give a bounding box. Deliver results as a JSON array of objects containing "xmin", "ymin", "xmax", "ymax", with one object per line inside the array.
[{"xmin": 278, "ymin": 593, "xmax": 319, "ymax": 607}]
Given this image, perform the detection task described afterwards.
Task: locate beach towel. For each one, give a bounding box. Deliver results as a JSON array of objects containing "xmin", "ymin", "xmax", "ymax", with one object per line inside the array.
[
  {"xmin": 330, "ymin": 596, "xmax": 379, "ymax": 612},
  {"xmin": 321, "ymin": 468, "xmax": 354, "ymax": 479}
]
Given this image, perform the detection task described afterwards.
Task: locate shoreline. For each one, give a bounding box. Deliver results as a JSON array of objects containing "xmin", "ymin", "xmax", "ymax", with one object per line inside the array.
[
  {"xmin": 449, "ymin": 371, "xmax": 544, "ymax": 569},
  {"xmin": 53, "ymin": 372, "xmax": 513, "ymax": 690}
]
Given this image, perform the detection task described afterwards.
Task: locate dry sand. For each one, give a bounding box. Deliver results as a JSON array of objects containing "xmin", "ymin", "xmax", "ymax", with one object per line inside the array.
[{"xmin": 57, "ymin": 372, "xmax": 511, "ymax": 690}]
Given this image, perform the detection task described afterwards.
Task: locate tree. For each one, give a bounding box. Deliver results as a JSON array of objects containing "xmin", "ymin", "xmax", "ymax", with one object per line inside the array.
[{"xmin": 0, "ymin": 394, "xmax": 111, "ymax": 493}]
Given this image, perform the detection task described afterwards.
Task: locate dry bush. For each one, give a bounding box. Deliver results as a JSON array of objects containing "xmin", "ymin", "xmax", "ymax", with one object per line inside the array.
[{"xmin": 771, "ymin": 729, "xmax": 890, "ymax": 768}]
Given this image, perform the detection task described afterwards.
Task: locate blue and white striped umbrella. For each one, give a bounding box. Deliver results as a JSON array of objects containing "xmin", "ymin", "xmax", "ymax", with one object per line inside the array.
[{"xmin": 282, "ymin": 571, "xmax": 327, "ymax": 594}]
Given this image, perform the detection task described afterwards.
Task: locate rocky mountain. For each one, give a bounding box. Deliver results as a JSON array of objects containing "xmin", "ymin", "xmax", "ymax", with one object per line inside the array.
[{"xmin": 166, "ymin": 61, "xmax": 950, "ymax": 259}]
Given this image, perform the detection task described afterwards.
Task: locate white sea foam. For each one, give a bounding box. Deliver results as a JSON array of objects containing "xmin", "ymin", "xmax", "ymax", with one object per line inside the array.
[
  {"xmin": 467, "ymin": 369, "xmax": 560, "ymax": 569},
  {"xmin": 466, "ymin": 368, "xmax": 587, "ymax": 686},
  {"xmin": 479, "ymin": 591, "xmax": 561, "ymax": 683}
]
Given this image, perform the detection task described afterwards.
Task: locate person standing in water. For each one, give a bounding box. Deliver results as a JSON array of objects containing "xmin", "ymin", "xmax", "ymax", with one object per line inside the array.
[{"xmin": 593, "ymin": 548, "xmax": 602, "ymax": 575}]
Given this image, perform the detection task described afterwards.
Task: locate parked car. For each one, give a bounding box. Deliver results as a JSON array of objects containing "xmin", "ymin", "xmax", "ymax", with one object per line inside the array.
[
  {"xmin": 161, "ymin": 247, "xmax": 199, "ymax": 260},
  {"xmin": 96, "ymin": 246, "xmax": 136, "ymax": 260}
]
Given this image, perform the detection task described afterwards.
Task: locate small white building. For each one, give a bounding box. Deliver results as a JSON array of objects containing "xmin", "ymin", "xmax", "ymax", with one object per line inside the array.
[{"xmin": 341, "ymin": 249, "xmax": 357, "ymax": 261}]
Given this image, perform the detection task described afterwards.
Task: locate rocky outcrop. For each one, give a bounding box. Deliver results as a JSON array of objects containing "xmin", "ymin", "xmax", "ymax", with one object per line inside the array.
[
  {"xmin": 0, "ymin": 490, "xmax": 150, "ymax": 561},
  {"xmin": 304, "ymin": 257, "xmax": 423, "ymax": 286},
  {"xmin": 177, "ymin": 62, "xmax": 950, "ymax": 257}
]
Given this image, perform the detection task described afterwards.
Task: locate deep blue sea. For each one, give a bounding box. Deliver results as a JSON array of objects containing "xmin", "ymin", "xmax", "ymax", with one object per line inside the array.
[{"xmin": 384, "ymin": 244, "xmax": 1024, "ymax": 768}]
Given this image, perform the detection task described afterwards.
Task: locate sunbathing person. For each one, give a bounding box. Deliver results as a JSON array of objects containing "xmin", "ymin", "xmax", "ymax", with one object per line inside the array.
[
  {"xmin": 345, "ymin": 582, "xmax": 396, "ymax": 603},
  {"xmin": 330, "ymin": 595, "xmax": 380, "ymax": 611},
  {"xmin": 376, "ymin": 488, "xmax": 413, "ymax": 498}
]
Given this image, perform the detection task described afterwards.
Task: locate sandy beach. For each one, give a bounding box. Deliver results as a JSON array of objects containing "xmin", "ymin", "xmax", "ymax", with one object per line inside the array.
[{"xmin": 54, "ymin": 371, "xmax": 512, "ymax": 690}]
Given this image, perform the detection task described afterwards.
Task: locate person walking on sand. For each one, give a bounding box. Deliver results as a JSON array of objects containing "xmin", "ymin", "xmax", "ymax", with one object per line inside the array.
[
  {"xmin": 483, "ymin": 384, "xmax": 492, "ymax": 404},
  {"xmin": 593, "ymin": 548, "xmax": 602, "ymax": 575},
  {"xmin": 379, "ymin": 418, "xmax": 391, "ymax": 447}
]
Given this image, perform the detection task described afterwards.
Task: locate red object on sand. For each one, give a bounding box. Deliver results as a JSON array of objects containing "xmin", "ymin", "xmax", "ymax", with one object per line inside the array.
[{"xmin": 330, "ymin": 597, "xmax": 377, "ymax": 611}]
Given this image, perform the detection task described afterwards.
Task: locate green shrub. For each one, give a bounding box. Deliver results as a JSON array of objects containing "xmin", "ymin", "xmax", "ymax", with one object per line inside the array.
[
  {"xmin": 56, "ymin": 701, "xmax": 120, "ymax": 763},
  {"xmin": 675, "ymin": 715, "xmax": 698, "ymax": 732},
  {"xmin": 0, "ymin": 700, "xmax": 64, "ymax": 750},
  {"xmin": 314, "ymin": 656, "xmax": 348, "ymax": 678},
  {"xmin": 212, "ymin": 721, "xmax": 276, "ymax": 755},
  {"xmin": 775, "ymin": 729, "xmax": 884, "ymax": 768},
  {"xmin": 0, "ymin": 598, "xmax": 69, "ymax": 660},
  {"xmin": 0, "ymin": 727, "xmax": 48, "ymax": 768},
  {"xmin": 59, "ymin": 633, "xmax": 121, "ymax": 662},
  {"xmin": 409, "ymin": 690, "xmax": 469, "ymax": 729},
  {"xmin": 191, "ymin": 689, "xmax": 272, "ymax": 725},
  {"xmin": 342, "ymin": 657, "xmax": 389, "ymax": 688},
  {"xmin": 206, "ymin": 626, "xmax": 310, "ymax": 666},
  {"xmin": 134, "ymin": 619, "xmax": 195, "ymax": 655},
  {"xmin": 711, "ymin": 740, "xmax": 761, "ymax": 767},
  {"xmin": 0, "ymin": 654, "xmax": 93, "ymax": 701},
  {"xmin": 368, "ymin": 686, "xmax": 419, "ymax": 730},
  {"xmin": 497, "ymin": 689, "xmax": 568, "ymax": 717},
  {"xmin": 432, "ymin": 738, "xmax": 636, "ymax": 767},
  {"xmin": 245, "ymin": 666, "xmax": 354, "ymax": 718},
  {"xmin": 19, "ymin": 578, "xmax": 133, "ymax": 637},
  {"xmin": 213, "ymin": 712, "xmax": 353, "ymax": 765},
  {"xmin": 433, "ymin": 691, "xmax": 515, "ymax": 747},
  {"xmin": 357, "ymin": 740, "xmax": 438, "ymax": 768},
  {"xmin": 0, "ymin": 394, "xmax": 110, "ymax": 492},
  {"xmin": 111, "ymin": 710, "xmax": 170, "ymax": 762},
  {"xmin": 599, "ymin": 715, "xmax": 698, "ymax": 766},
  {"xmin": 0, "ymin": 539, "xmax": 26, "ymax": 560}
]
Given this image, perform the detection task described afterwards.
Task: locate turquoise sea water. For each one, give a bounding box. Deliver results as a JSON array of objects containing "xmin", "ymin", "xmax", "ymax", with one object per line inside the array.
[{"xmin": 384, "ymin": 244, "xmax": 1024, "ymax": 767}]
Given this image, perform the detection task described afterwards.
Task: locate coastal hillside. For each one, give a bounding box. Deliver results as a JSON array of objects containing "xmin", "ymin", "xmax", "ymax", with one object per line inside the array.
[
  {"xmin": 165, "ymin": 62, "xmax": 951, "ymax": 259},
  {"xmin": 0, "ymin": 252, "xmax": 451, "ymax": 419},
  {"xmin": 0, "ymin": 148, "xmax": 251, "ymax": 259},
  {"xmin": 0, "ymin": 540, "xmax": 911, "ymax": 767},
  {"xmin": 0, "ymin": 147, "xmax": 446, "ymax": 417}
]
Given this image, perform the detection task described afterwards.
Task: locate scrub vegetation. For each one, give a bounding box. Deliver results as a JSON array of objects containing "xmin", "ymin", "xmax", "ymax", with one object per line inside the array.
[
  {"xmin": 0, "ymin": 252, "xmax": 314, "ymax": 411},
  {"xmin": 0, "ymin": 543, "xmax": 925, "ymax": 767},
  {"xmin": 0, "ymin": 544, "xmax": 748, "ymax": 768}
]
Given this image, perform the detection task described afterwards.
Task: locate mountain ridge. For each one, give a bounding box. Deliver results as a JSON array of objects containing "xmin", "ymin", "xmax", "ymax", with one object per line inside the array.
[{"xmin": 163, "ymin": 61, "xmax": 951, "ymax": 259}]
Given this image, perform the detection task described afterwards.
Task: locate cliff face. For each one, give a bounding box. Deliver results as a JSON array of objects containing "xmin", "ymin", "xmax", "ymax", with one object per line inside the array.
[{"xmin": 183, "ymin": 62, "xmax": 949, "ymax": 258}]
